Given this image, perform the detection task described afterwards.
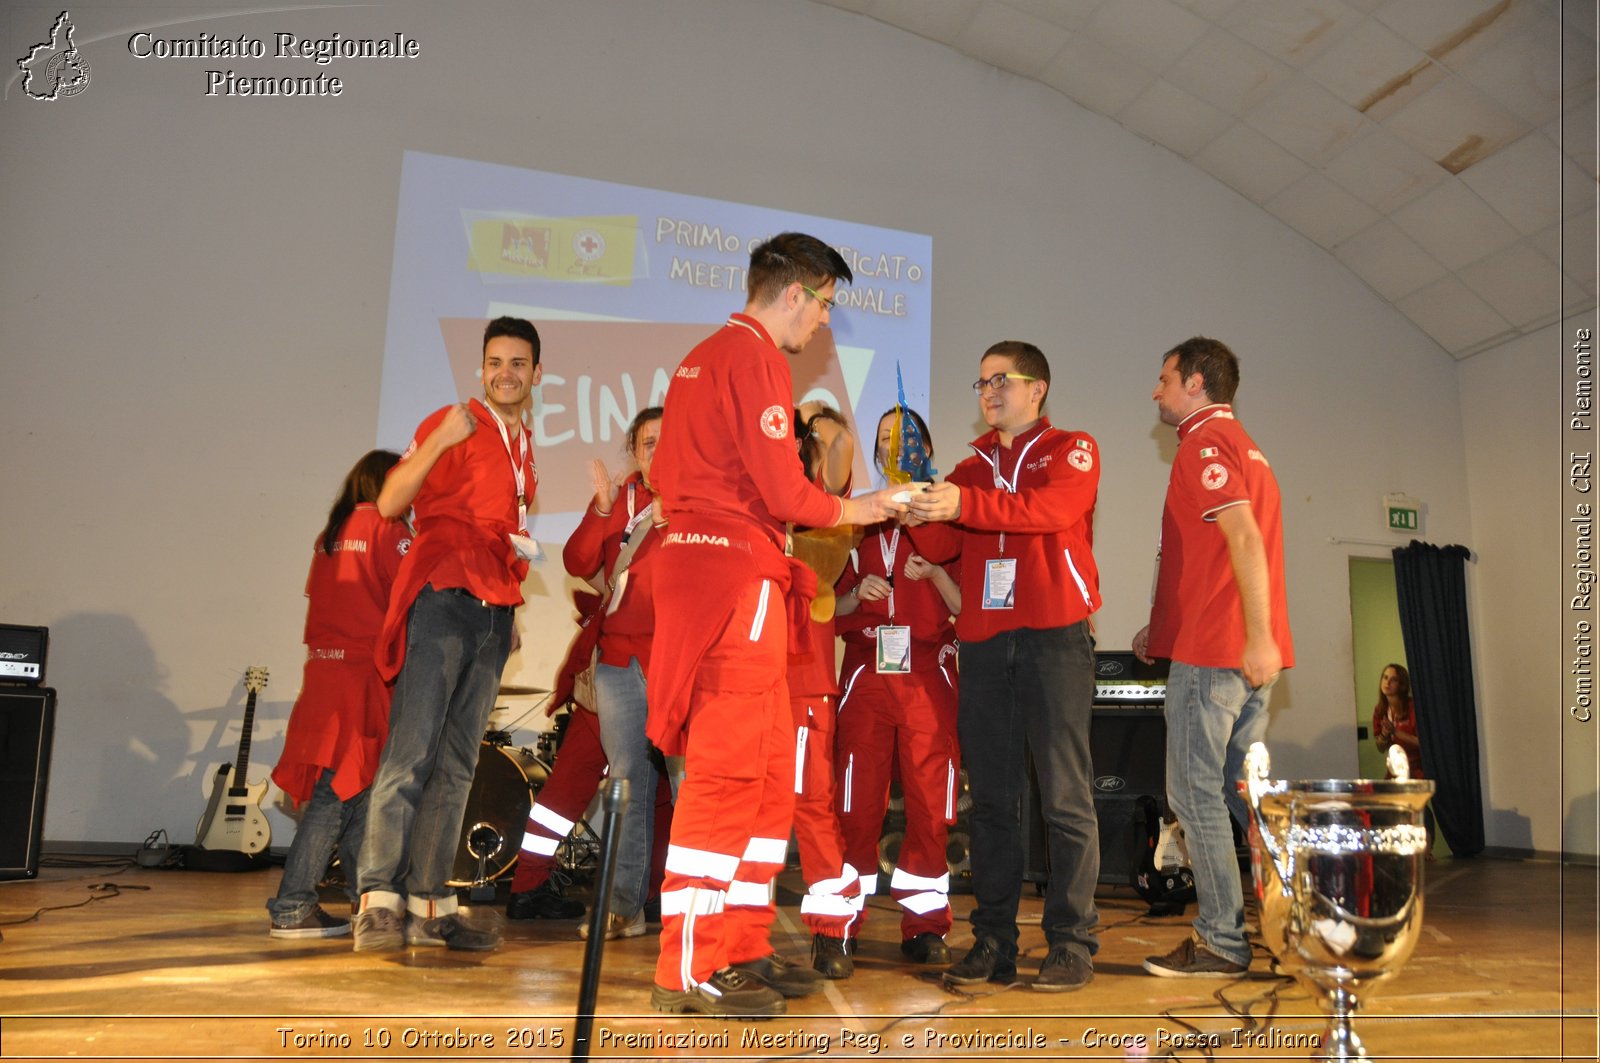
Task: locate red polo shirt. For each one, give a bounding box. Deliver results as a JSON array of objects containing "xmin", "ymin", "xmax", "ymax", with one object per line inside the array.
[{"xmin": 1145, "ymin": 404, "xmax": 1294, "ymax": 669}]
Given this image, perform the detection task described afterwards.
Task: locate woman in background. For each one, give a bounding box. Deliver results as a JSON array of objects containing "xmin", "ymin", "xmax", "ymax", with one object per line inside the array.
[
  {"xmin": 268, "ymin": 450, "xmax": 408, "ymax": 937},
  {"xmin": 1373, "ymin": 661, "xmax": 1437, "ymax": 849},
  {"xmin": 1373, "ymin": 662, "xmax": 1422, "ymax": 780}
]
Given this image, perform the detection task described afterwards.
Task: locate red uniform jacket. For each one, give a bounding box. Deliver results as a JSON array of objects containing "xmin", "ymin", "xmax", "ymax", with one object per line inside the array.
[
  {"xmin": 273, "ymin": 505, "xmax": 410, "ymax": 803},
  {"xmin": 563, "ymin": 474, "xmax": 659, "ymax": 674},
  {"xmin": 908, "ymin": 419, "xmax": 1100, "ymax": 643},
  {"xmin": 836, "ymin": 523, "xmax": 958, "ymax": 674},
  {"xmin": 646, "ymin": 313, "xmax": 839, "ymax": 753}
]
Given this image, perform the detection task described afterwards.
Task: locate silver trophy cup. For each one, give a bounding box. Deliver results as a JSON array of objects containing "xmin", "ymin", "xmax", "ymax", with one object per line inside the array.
[{"xmin": 1243, "ymin": 743, "xmax": 1435, "ymax": 1061}]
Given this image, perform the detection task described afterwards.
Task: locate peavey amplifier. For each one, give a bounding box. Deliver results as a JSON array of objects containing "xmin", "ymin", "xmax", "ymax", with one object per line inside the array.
[
  {"xmin": 0, "ymin": 624, "xmax": 49, "ymax": 686},
  {"xmin": 1094, "ymin": 650, "xmax": 1169, "ymax": 705}
]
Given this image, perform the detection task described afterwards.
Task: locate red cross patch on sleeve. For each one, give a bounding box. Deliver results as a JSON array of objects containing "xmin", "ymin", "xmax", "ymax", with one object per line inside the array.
[{"xmin": 760, "ymin": 405, "xmax": 790, "ymax": 440}]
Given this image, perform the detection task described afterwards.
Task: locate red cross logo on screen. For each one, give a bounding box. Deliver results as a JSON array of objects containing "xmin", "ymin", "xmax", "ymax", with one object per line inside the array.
[{"xmin": 572, "ymin": 228, "xmax": 606, "ymax": 268}]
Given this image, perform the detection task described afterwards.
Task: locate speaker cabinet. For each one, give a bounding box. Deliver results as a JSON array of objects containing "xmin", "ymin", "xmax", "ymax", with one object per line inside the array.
[
  {"xmin": 0, "ymin": 687, "xmax": 55, "ymax": 880},
  {"xmin": 1021, "ymin": 704, "xmax": 1168, "ymax": 886}
]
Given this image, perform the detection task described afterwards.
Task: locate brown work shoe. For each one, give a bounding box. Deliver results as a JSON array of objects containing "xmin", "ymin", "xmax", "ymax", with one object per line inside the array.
[{"xmin": 1143, "ymin": 935, "xmax": 1248, "ymax": 978}]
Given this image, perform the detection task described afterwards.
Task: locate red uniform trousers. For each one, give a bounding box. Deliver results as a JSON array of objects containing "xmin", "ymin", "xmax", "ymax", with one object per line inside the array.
[
  {"xmin": 655, "ymin": 577, "xmax": 797, "ymax": 991},
  {"xmin": 510, "ymin": 707, "xmax": 672, "ymax": 898},
  {"xmin": 792, "ymin": 692, "xmax": 862, "ymax": 938},
  {"xmin": 834, "ymin": 654, "xmax": 960, "ymax": 941}
]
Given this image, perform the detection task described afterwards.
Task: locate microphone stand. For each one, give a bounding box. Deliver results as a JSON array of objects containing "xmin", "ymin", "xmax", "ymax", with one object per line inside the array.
[{"xmin": 571, "ymin": 778, "xmax": 627, "ymax": 1062}]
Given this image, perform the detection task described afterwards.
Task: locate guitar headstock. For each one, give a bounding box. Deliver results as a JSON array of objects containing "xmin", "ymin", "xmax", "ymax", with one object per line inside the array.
[{"xmin": 244, "ymin": 666, "xmax": 270, "ymax": 694}]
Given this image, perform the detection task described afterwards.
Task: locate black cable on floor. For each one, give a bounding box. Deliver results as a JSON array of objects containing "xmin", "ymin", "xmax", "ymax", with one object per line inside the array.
[{"xmin": 0, "ymin": 881, "xmax": 151, "ymax": 928}]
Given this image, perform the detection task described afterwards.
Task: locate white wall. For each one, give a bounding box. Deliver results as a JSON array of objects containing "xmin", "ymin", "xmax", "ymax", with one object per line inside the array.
[
  {"xmin": 1461, "ymin": 318, "xmax": 1595, "ymax": 856},
  {"xmin": 0, "ymin": 0, "xmax": 1560, "ymax": 852}
]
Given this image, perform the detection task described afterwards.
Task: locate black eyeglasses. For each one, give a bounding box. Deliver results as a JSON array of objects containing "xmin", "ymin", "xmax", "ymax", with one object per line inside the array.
[{"xmin": 972, "ymin": 372, "xmax": 1039, "ymax": 392}]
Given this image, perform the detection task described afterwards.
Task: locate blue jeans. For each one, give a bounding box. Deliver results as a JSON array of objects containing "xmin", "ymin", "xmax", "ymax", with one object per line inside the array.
[
  {"xmin": 958, "ymin": 622, "xmax": 1099, "ymax": 960},
  {"xmin": 1163, "ymin": 662, "xmax": 1274, "ymax": 967},
  {"xmin": 594, "ymin": 657, "xmax": 662, "ymax": 919},
  {"xmin": 356, "ymin": 586, "xmax": 514, "ymax": 903},
  {"xmin": 268, "ymin": 768, "xmax": 366, "ymax": 924}
]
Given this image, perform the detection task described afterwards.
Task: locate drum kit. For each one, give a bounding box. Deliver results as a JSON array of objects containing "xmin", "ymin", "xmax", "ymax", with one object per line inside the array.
[
  {"xmin": 877, "ymin": 771, "xmax": 974, "ymax": 892},
  {"xmin": 321, "ymin": 685, "xmax": 597, "ymax": 895},
  {"xmin": 446, "ymin": 686, "xmax": 600, "ymax": 892}
]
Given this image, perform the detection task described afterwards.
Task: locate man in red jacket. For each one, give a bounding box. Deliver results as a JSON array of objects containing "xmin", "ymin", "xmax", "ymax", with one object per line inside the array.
[
  {"xmin": 906, "ymin": 340, "xmax": 1102, "ymax": 993},
  {"xmin": 646, "ymin": 233, "xmax": 906, "ymax": 1019},
  {"xmin": 353, "ymin": 316, "xmax": 540, "ymax": 953},
  {"xmin": 1133, "ymin": 336, "xmax": 1292, "ymax": 978}
]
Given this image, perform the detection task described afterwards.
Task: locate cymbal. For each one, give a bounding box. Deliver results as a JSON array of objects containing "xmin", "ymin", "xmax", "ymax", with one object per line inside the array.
[{"xmin": 498, "ymin": 684, "xmax": 550, "ymax": 696}]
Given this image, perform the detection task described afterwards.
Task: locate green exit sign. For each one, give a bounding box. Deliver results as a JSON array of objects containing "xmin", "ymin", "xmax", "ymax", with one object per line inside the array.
[
  {"xmin": 1387, "ymin": 505, "xmax": 1419, "ymax": 531},
  {"xmin": 1382, "ymin": 494, "xmax": 1422, "ymax": 534}
]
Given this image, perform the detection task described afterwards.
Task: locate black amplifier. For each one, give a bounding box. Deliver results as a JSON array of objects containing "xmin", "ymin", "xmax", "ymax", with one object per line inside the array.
[
  {"xmin": 0, "ymin": 624, "xmax": 49, "ymax": 686},
  {"xmin": 1093, "ymin": 650, "xmax": 1168, "ymax": 706}
]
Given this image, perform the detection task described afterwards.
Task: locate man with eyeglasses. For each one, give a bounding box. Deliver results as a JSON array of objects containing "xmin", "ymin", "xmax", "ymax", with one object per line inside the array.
[
  {"xmin": 904, "ymin": 340, "xmax": 1102, "ymax": 993},
  {"xmin": 645, "ymin": 232, "xmax": 907, "ymax": 1018}
]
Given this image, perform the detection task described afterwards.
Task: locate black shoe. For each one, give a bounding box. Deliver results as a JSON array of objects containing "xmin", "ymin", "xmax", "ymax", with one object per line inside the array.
[
  {"xmin": 943, "ymin": 935, "xmax": 1016, "ymax": 985},
  {"xmin": 270, "ymin": 906, "xmax": 350, "ymax": 939},
  {"xmin": 900, "ymin": 932, "xmax": 951, "ymax": 965},
  {"xmin": 811, "ymin": 933, "xmax": 854, "ymax": 979},
  {"xmin": 1034, "ymin": 945, "xmax": 1093, "ymax": 992},
  {"xmin": 732, "ymin": 952, "xmax": 825, "ymax": 997},
  {"xmin": 506, "ymin": 880, "xmax": 584, "ymax": 920},
  {"xmin": 650, "ymin": 967, "xmax": 785, "ymax": 1019},
  {"xmin": 643, "ymin": 897, "xmax": 661, "ymax": 924}
]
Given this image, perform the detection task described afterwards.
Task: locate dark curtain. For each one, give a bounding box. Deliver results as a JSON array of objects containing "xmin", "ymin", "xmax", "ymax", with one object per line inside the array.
[{"xmin": 1392, "ymin": 541, "xmax": 1484, "ymax": 856}]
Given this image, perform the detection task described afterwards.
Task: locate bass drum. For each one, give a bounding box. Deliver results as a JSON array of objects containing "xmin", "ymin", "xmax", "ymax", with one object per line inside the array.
[{"xmin": 447, "ymin": 742, "xmax": 549, "ymax": 888}]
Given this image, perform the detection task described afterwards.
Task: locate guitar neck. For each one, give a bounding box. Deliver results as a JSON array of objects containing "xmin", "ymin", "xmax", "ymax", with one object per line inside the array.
[
  {"xmin": 230, "ymin": 690, "xmax": 257, "ymax": 792},
  {"xmin": 232, "ymin": 667, "xmax": 267, "ymax": 791}
]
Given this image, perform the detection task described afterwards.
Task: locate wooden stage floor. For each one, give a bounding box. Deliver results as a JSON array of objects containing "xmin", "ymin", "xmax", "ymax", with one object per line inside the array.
[{"xmin": 0, "ymin": 854, "xmax": 1594, "ymax": 1062}]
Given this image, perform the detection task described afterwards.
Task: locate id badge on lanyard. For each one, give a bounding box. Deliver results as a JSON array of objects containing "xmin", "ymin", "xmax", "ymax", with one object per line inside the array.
[
  {"xmin": 490, "ymin": 408, "xmax": 530, "ymax": 534},
  {"xmin": 982, "ymin": 559, "xmax": 1016, "ymax": 610},
  {"xmin": 873, "ymin": 526, "xmax": 913, "ymax": 669},
  {"xmin": 982, "ymin": 439, "xmax": 1034, "ymax": 610},
  {"xmin": 876, "ymin": 626, "xmax": 911, "ymax": 673}
]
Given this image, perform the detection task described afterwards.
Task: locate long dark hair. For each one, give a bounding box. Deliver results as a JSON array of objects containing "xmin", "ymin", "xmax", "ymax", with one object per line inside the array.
[
  {"xmin": 1374, "ymin": 662, "xmax": 1413, "ymax": 717},
  {"xmin": 319, "ymin": 449, "xmax": 401, "ymax": 555}
]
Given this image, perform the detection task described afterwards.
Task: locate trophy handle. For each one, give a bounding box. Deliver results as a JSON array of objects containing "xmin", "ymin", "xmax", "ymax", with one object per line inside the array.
[{"xmin": 1245, "ymin": 742, "xmax": 1294, "ymax": 897}]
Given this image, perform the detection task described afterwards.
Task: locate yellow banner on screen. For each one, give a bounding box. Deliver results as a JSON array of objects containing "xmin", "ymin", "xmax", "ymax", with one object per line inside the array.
[{"xmin": 467, "ymin": 214, "xmax": 637, "ymax": 284}]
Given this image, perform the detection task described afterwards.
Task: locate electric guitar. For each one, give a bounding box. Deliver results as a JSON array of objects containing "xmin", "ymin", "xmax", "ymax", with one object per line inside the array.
[{"xmin": 194, "ymin": 666, "xmax": 272, "ymax": 853}]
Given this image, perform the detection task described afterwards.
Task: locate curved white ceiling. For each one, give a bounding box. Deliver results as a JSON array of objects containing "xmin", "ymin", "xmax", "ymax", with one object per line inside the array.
[{"xmin": 816, "ymin": 0, "xmax": 1597, "ymax": 358}]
